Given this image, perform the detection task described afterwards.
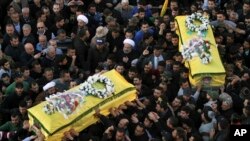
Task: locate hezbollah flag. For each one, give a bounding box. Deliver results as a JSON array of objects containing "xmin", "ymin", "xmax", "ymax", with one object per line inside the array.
[
  {"xmin": 28, "ymin": 70, "xmax": 137, "ymax": 140},
  {"xmin": 160, "ymin": 0, "xmax": 169, "ymax": 17},
  {"xmin": 175, "ymin": 16, "xmax": 226, "ymax": 87}
]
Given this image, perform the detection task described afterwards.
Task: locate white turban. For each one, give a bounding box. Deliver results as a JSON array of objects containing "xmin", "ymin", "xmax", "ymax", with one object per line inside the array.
[
  {"xmin": 123, "ymin": 39, "xmax": 135, "ymax": 47},
  {"xmin": 77, "ymin": 15, "xmax": 88, "ymax": 24},
  {"xmin": 43, "ymin": 81, "xmax": 56, "ymax": 91}
]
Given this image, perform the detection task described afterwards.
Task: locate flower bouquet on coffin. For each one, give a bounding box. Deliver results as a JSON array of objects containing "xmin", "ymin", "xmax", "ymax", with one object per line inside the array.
[
  {"xmin": 182, "ymin": 37, "xmax": 212, "ymax": 64},
  {"xmin": 43, "ymin": 92, "xmax": 85, "ymax": 119},
  {"xmin": 185, "ymin": 12, "xmax": 209, "ymax": 37},
  {"xmin": 79, "ymin": 74, "xmax": 115, "ymax": 99}
]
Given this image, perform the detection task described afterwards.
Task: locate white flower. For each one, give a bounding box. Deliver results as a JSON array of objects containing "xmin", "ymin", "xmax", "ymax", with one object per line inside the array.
[
  {"xmin": 182, "ymin": 37, "xmax": 212, "ymax": 64},
  {"xmin": 43, "ymin": 92, "xmax": 85, "ymax": 118},
  {"xmin": 185, "ymin": 12, "xmax": 209, "ymax": 36},
  {"xmin": 79, "ymin": 74, "xmax": 115, "ymax": 99}
]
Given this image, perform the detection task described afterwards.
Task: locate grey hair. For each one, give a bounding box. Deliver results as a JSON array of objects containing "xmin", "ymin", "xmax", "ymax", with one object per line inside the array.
[
  {"xmin": 47, "ymin": 46, "xmax": 56, "ymax": 52},
  {"xmin": 121, "ymin": 0, "xmax": 129, "ymax": 4},
  {"xmin": 38, "ymin": 34, "xmax": 47, "ymax": 40},
  {"xmin": 223, "ymin": 99, "xmax": 233, "ymax": 107},
  {"xmin": 219, "ymin": 92, "xmax": 232, "ymax": 102},
  {"xmin": 22, "ymin": 24, "xmax": 31, "ymax": 30},
  {"xmin": 22, "ymin": 7, "xmax": 29, "ymax": 13}
]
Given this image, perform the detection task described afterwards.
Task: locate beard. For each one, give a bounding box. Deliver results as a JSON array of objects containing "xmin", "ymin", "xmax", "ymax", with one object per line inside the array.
[{"xmin": 123, "ymin": 50, "xmax": 130, "ymax": 54}]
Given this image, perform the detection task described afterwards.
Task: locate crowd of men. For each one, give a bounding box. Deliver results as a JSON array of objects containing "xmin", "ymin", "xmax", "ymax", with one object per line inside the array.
[{"xmin": 0, "ymin": 0, "xmax": 250, "ymax": 140}]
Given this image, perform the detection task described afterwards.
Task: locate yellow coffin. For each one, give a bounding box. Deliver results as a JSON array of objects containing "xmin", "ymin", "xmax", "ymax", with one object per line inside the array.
[
  {"xmin": 28, "ymin": 70, "xmax": 137, "ymax": 140},
  {"xmin": 175, "ymin": 16, "xmax": 226, "ymax": 87}
]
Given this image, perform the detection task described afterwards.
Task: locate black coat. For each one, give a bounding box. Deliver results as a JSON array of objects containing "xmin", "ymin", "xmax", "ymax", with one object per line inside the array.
[
  {"xmin": 20, "ymin": 51, "xmax": 40, "ymax": 67},
  {"xmin": 243, "ymin": 51, "xmax": 250, "ymax": 68},
  {"xmin": 4, "ymin": 44, "xmax": 24, "ymax": 63},
  {"xmin": 73, "ymin": 38, "xmax": 89, "ymax": 69},
  {"xmin": 36, "ymin": 76, "xmax": 51, "ymax": 91},
  {"xmin": 87, "ymin": 46, "xmax": 109, "ymax": 72},
  {"xmin": 129, "ymin": 133, "xmax": 149, "ymax": 141},
  {"xmin": 22, "ymin": 34, "xmax": 37, "ymax": 46},
  {"xmin": 1, "ymin": 92, "xmax": 27, "ymax": 109},
  {"xmin": 116, "ymin": 50, "xmax": 138, "ymax": 69},
  {"xmin": 40, "ymin": 56, "xmax": 56, "ymax": 69},
  {"xmin": 213, "ymin": 129, "xmax": 229, "ymax": 141}
]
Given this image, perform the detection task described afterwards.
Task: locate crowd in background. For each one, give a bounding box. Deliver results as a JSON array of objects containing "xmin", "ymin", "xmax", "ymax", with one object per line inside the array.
[{"xmin": 0, "ymin": 0, "xmax": 250, "ymax": 140}]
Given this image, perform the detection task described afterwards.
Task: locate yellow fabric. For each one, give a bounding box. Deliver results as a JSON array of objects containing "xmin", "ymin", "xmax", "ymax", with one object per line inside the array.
[
  {"xmin": 160, "ymin": 0, "xmax": 169, "ymax": 17},
  {"xmin": 189, "ymin": 73, "xmax": 226, "ymax": 87},
  {"xmin": 175, "ymin": 16, "xmax": 226, "ymax": 86},
  {"xmin": 28, "ymin": 70, "xmax": 137, "ymax": 141}
]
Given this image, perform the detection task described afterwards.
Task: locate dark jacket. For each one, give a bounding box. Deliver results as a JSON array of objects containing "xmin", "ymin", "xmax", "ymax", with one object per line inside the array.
[
  {"xmin": 129, "ymin": 132, "xmax": 149, "ymax": 141},
  {"xmin": 116, "ymin": 50, "xmax": 138, "ymax": 69},
  {"xmin": 243, "ymin": 51, "xmax": 250, "ymax": 68},
  {"xmin": 20, "ymin": 51, "xmax": 40, "ymax": 67},
  {"xmin": 73, "ymin": 37, "xmax": 89, "ymax": 69},
  {"xmin": 106, "ymin": 33, "xmax": 124, "ymax": 53},
  {"xmin": 87, "ymin": 46, "xmax": 109, "ymax": 72},
  {"xmin": 40, "ymin": 55, "xmax": 56, "ymax": 69},
  {"xmin": 36, "ymin": 76, "xmax": 51, "ymax": 91},
  {"xmin": 34, "ymin": 91, "xmax": 52, "ymax": 106},
  {"xmin": 30, "ymin": 70, "xmax": 43, "ymax": 81},
  {"xmin": 212, "ymin": 129, "xmax": 229, "ymax": 141},
  {"xmin": 22, "ymin": 34, "xmax": 37, "ymax": 46},
  {"xmin": 2, "ymin": 34, "xmax": 12, "ymax": 51},
  {"xmin": 4, "ymin": 44, "xmax": 24, "ymax": 63},
  {"xmin": 1, "ymin": 92, "xmax": 27, "ymax": 109}
]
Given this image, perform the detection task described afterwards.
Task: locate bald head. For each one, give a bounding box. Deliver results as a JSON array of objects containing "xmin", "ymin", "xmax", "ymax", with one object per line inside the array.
[{"xmin": 24, "ymin": 43, "xmax": 35, "ymax": 55}]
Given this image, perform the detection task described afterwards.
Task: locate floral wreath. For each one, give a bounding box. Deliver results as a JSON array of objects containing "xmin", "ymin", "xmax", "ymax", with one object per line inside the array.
[
  {"xmin": 43, "ymin": 92, "xmax": 85, "ymax": 118},
  {"xmin": 182, "ymin": 37, "xmax": 212, "ymax": 64},
  {"xmin": 79, "ymin": 74, "xmax": 115, "ymax": 99},
  {"xmin": 185, "ymin": 12, "xmax": 209, "ymax": 36}
]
